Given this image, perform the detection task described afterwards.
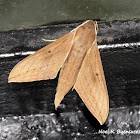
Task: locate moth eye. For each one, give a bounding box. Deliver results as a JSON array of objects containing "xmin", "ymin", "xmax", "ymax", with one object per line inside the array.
[
  {"xmin": 96, "ymin": 73, "xmax": 98, "ymax": 76},
  {"xmin": 48, "ymin": 51, "xmax": 51, "ymax": 53}
]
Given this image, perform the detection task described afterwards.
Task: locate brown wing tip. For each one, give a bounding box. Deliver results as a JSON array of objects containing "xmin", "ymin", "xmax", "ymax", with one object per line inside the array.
[
  {"xmin": 8, "ymin": 70, "xmax": 17, "ymax": 83},
  {"xmin": 8, "ymin": 79, "xmax": 22, "ymax": 83},
  {"xmin": 8, "ymin": 79, "xmax": 21, "ymax": 83},
  {"xmin": 54, "ymin": 97, "xmax": 60, "ymax": 110},
  {"xmin": 97, "ymin": 106, "xmax": 109, "ymax": 125},
  {"xmin": 54, "ymin": 91, "xmax": 65, "ymax": 110},
  {"xmin": 8, "ymin": 80, "xmax": 12, "ymax": 83},
  {"xmin": 98, "ymin": 118, "xmax": 107, "ymax": 125},
  {"xmin": 8, "ymin": 76, "xmax": 13, "ymax": 83},
  {"xmin": 96, "ymin": 115, "xmax": 108, "ymax": 125},
  {"xmin": 8, "ymin": 74, "xmax": 21, "ymax": 83}
]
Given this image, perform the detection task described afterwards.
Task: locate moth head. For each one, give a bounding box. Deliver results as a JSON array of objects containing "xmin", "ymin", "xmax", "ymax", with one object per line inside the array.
[{"xmin": 81, "ymin": 20, "xmax": 98, "ymax": 35}]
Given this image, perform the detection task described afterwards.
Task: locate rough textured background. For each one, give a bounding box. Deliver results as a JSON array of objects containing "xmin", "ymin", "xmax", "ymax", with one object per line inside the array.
[
  {"xmin": 0, "ymin": 20, "xmax": 140, "ymax": 139},
  {"xmin": 0, "ymin": 19, "xmax": 140, "ymax": 54},
  {"xmin": 0, "ymin": 0, "xmax": 140, "ymax": 31},
  {"xmin": 0, "ymin": 106, "xmax": 139, "ymax": 140}
]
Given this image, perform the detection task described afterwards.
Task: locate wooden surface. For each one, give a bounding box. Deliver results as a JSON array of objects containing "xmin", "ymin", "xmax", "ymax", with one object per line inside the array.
[{"xmin": 0, "ymin": 20, "xmax": 140, "ymax": 140}]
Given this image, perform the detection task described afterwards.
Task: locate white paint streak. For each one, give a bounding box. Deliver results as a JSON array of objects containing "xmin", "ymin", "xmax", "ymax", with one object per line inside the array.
[
  {"xmin": 0, "ymin": 51, "xmax": 35, "ymax": 58},
  {"xmin": 0, "ymin": 42, "xmax": 140, "ymax": 58},
  {"xmin": 98, "ymin": 42, "xmax": 140, "ymax": 49}
]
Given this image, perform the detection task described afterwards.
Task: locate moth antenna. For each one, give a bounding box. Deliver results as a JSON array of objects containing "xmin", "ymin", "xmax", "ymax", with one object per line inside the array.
[{"xmin": 41, "ymin": 39, "xmax": 56, "ymax": 42}]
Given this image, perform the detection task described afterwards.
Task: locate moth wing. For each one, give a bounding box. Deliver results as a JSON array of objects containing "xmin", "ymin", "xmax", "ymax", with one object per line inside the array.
[
  {"xmin": 74, "ymin": 42, "xmax": 109, "ymax": 125},
  {"xmin": 54, "ymin": 20, "xmax": 97, "ymax": 109},
  {"xmin": 8, "ymin": 32, "xmax": 74, "ymax": 82}
]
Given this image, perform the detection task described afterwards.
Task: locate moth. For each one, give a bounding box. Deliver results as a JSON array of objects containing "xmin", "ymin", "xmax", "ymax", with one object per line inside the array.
[{"xmin": 8, "ymin": 20, "xmax": 109, "ymax": 125}]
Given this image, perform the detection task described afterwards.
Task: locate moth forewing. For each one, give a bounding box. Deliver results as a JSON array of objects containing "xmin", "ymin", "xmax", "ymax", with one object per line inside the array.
[
  {"xmin": 8, "ymin": 30, "xmax": 75, "ymax": 82},
  {"xmin": 74, "ymin": 41, "xmax": 109, "ymax": 125},
  {"xmin": 54, "ymin": 20, "xmax": 97, "ymax": 109}
]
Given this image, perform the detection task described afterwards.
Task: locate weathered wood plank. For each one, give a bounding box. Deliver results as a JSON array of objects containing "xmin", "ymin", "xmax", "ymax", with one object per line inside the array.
[
  {"xmin": 0, "ymin": 19, "xmax": 140, "ymax": 54},
  {"xmin": 0, "ymin": 106, "xmax": 139, "ymax": 140},
  {"xmin": 0, "ymin": 46, "xmax": 139, "ymax": 116}
]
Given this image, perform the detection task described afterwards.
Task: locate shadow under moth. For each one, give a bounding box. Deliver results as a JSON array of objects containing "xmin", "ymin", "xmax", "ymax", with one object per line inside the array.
[{"xmin": 8, "ymin": 20, "xmax": 109, "ymax": 125}]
